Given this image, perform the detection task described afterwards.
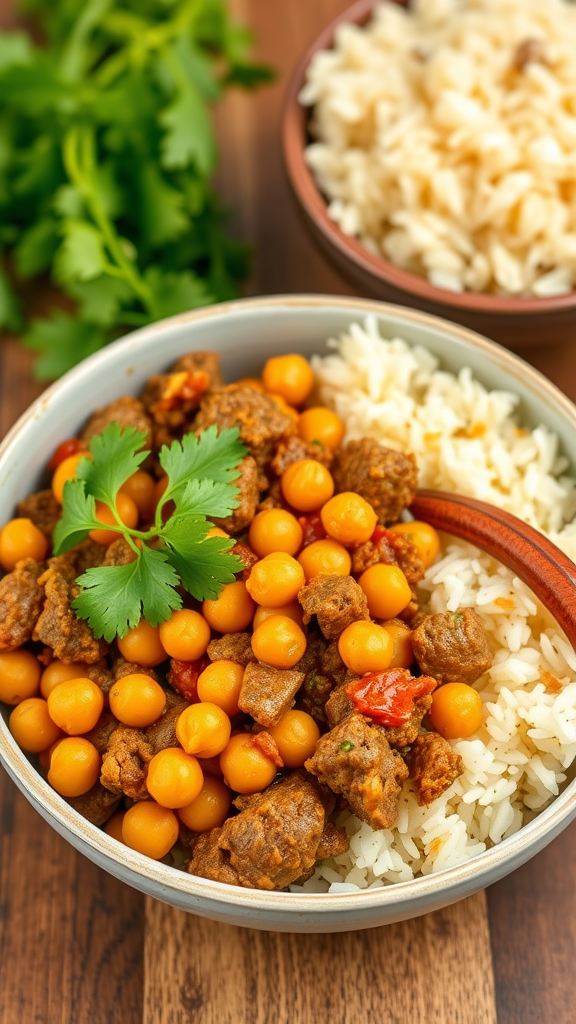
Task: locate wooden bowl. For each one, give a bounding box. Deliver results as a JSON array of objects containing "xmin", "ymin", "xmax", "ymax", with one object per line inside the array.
[{"xmin": 282, "ymin": 0, "xmax": 576, "ymax": 351}]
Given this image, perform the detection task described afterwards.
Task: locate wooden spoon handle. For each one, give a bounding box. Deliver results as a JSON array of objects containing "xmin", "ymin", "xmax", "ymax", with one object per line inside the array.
[{"xmin": 411, "ymin": 490, "xmax": 576, "ymax": 648}]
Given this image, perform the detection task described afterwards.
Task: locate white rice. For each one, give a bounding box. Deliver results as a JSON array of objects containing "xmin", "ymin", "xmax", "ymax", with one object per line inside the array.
[
  {"xmin": 300, "ymin": 0, "xmax": 576, "ymax": 296},
  {"xmin": 291, "ymin": 318, "xmax": 576, "ymax": 893}
]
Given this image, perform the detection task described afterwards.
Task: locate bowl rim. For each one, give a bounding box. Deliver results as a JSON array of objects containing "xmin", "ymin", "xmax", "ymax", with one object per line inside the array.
[
  {"xmin": 2, "ymin": 292, "xmax": 576, "ymax": 916},
  {"xmin": 281, "ymin": 0, "xmax": 576, "ymax": 317}
]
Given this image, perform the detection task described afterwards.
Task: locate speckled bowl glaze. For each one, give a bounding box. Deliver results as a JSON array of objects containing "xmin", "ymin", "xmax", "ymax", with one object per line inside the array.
[
  {"xmin": 2, "ymin": 295, "xmax": 576, "ymax": 933},
  {"xmin": 282, "ymin": 0, "xmax": 576, "ymax": 350}
]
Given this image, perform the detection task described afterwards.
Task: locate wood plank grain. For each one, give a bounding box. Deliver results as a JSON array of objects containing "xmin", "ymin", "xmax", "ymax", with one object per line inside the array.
[
  {"xmin": 0, "ymin": 340, "xmax": 146, "ymax": 1024},
  {"xmin": 143, "ymin": 893, "xmax": 497, "ymax": 1024}
]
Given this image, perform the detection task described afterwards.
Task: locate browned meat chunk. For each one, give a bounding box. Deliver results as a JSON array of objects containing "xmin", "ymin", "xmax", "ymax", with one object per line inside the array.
[
  {"xmin": 103, "ymin": 537, "xmax": 137, "ymax": 566},
  {"xmin": 211, "ymin": 456, "xmax": 260, "ymax": 535},
  {"xmin": 85, "ymin": 711, "xmax": 119, "ymax": 754},
  {"xmin": 411, "ymin": 607, "xmax": 493, "ymax": 686},
  {"xmin": 207, "ymin": 632, "xmax": 255, "ymax": 666},
  {"xmin": 230, "ymin": 541, "xmax": 259, "ymax": 580},
  {"xmin": 0, "ymin": 558, "xmax": 46, "ymax": 652},
  {"xmin": 67, "ymin": 783, "xmax": 120, "ymax": 826},
  {"xmin": 81, "ymin": 396, "xmax": 153, "ymax": 450},
  {"xmin": 257, "ymin": 479, "xmax": 285, "ymax": 512},
  {"xmin": 325, "ymin": 684, "xmax": 355, "ymax": 729},
  {"xmin": 406, "ymin": 732, "xmax": 464, "ymax": 806},
  {"xmin": 316, "ymin": 821, "xmax": 351, "ymax": 860},
  {"xmin": 298, "ymin": 575, "xmax": 369, "ymax": 640},
  {"xmin": 173, "ymin": 351, "xmax": 224, "ymax": 389},
  {"xmin": 145, "ymin": 700, "xmax": 189, "ymax": 754},
  {"xmin": 351, "ymin": 528, "xmax": 424, "ymax": 586},
  {"xmin": 33, "ymin": 552, "xmax": 108, "ymax": 664},
  {"xmin": 100, "ymin": 726, "xmax": 153, "ymax": 800},
  {"xmin": 189, "ymin": 771, "xmax": 345, "ymax": 891},
  {"xmin": 112, "ymin": 654, "xmax": 159, "ymax": 683},
  {"xmin": 193, "ymin": 386, "xmax": 295, "ymax": 470},
  {"xmin": 269, "ymin": 436, "xmax": 333, "ymax": 476},
  {"xmin": 333, "ymin": 439, "xmax": 418, "ymax": 525},
  {"xmin": 320, "ymin": 640, "xmax": 348, "ymax": 687},
  {"xmin": 305, "ymin": 714, "xmax": 409, "ymax": 830},
  {"xmin": 239, "ymin": 662, "xmax": 305, "ymax": 727},
  {"xmin": 16, "ymin": 490, "xmax": 61, "ymax": 539},
  {"xmin": 141, "ymin": 356, "xmax": 216, "ymax": 449},
  {"xmin": 379, "ymin": 695, "xmax": 433, "ymax": 748}
]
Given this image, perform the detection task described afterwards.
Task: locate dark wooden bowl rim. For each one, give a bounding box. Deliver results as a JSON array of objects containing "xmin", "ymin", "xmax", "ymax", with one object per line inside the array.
[
  {"xmin": 413, "ymin": 490, "xmax": 576, "ymax": 648},
  {"xmin": 282, "ymin": 0, "xmax": 576, "ymax": 317}
]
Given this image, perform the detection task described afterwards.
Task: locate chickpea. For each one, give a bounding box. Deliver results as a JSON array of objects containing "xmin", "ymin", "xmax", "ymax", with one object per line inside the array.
[
  {"xmin": 251, "ymin": 615, "xmax": 307, "ymax": 669},
  {"xmin": 109, "ymin": 673, "xmax": 166, "ymax": 728},
  {"xmin": 9, "ymin": 698, "xmax": 61, "ymax": 753},
  {"xmin": 47, "ymin": 678, "xmax": 104, "ymax": 735},
  {"xmin": 146, "ymin": 748, "xmax": 204, "ymax": 809},
  {"xmin": 262, "ymin": 354, "xmax": 314, "ymax": 407},
  {"xmin": 89, "ymin": 493, "xmax": 139, "ymax": 547},
  {"xmin": 40, "ymin": 661, "xmax": 87, "ymax": 700},
  {"xmin": 202, "ymin": 581, "xmax": 255, "ymax": 634},
  {"xmin": 119, "ymin": 470, "xmax": 156, "ymax": 520},
  {"xmin": 358, "ymin": 563, "xmax": 412, "ymax": 620},
  {"xmin": 268, "ymin": 711, "xmax": 320, "ymax": 768},
  {"xmin": 117, "ymin": 619, "xmax": 167, "ymax": 667},
  {"xmin": 281, "ymin": 460, "xmax": 334, "ymax": 513},
  {"xmin": 297, "ymin": 538, "xmax": 351, "ymax": 581},
  {"xmin": 52, "ymin": 452, "xmax": 87, "ymax": 504},
  {"xmin": 0, "ymin": 518, "xmax": 48, "ymax": 571},
  {"xmin": 235, "ymin": 377, "xmax": 264, "ymax": 392},
  {"xmin": 48, "ymin": 737, "xmax": 101, "ymax": 797},
  {"xmin": 159, "ymin": 609, "xmax": 211, "ymax": 662},
  {"xmin": 298, "ymin": 407, "xmax": 345, "ymax": 451},
  {"xmin": 248, "ymin": 508, "xmax": 303, "ymax": 558},
  {"xmin": 338, "ymin": 621, "xmax": 394, "ymax": 675},
  {"xmin": 246, "ymin": 552, "xmax": 305, "ymax": 607},
  {"xmin": 219, "ymin": 733, "xmax": 277, "ymax": 794},
  {"xmin": 389, "ymin": 521, "xmax": 441, "ymax": 569},
  {"xmin": 104, "ymin": 811, "xmax": 126, "ymax": 843},
  {"xmin": 252, "ymin": 602, "xmax": 303, "ymax": 630},
  {"xmin": 122, "ymin": 802, "xmax": 179, "ymax": 860},
  {"xmin": 197, "ymin": 660, "xmax": 245, "ymax": 717},
  {"xmin": 320, "ymin": 492, "xmax": 377, "ymax": 547},
  {"xmin": 177, "ymin": 775, "xmax": 233, "ymax": 832},
  {"xmin": 429, "ymin": 683, "xmax": 483, "ymax": 739},
  {"xmin": 38, "ymin": 738, "xmax": 63, "ymax": 773},
  {"xmin": 176, "ymin": 702, "xmax": 231, "ymax": 759},
  {"xmin": 206, "ymin": 526, "xmax": 229, "ymax": 539},
  {"xmin": 0, "ymin": 650, "xmax": 41, "ymax": 705},
  {"xmin": 381, "ymin": 620, "xmax": 414, "ymax": 669}
]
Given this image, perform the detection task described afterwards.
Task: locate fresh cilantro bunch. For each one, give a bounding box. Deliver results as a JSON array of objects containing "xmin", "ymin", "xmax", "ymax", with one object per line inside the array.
[
  {"xmin": 53, "ymin": 422, "xmax": 247, "ymax": 641},
  {"xmin": 0, "ymin": 0, "xmax": 272, "ymax": 379}
]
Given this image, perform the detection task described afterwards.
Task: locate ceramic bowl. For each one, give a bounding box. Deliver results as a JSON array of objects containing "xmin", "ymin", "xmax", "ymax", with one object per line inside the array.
[
  {"xmin": 2, "ymin": 295, "xmax": 576, "ymax": 933},
  {"xmin": 282, "ymin": 0, "xmax": 576, "ymax": 351}
]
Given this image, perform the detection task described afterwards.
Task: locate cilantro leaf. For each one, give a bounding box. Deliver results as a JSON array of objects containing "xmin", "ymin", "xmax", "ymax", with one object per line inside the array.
[
  {"xmin": 159, "ymin": 79, "xmax": 216, "ymax": 175},
  {"xmin": 138, "ymin": 163, "xmax": 189, "ymax": 249},
  {"xmin": 66, "ymin": 274, "xmax": 133, "ymax": 327},
  {"xmin": 74, "ymin": 545, "xmax": 183, "ymax": 641},
  {"xmin": 162, "ymin": 520, "xmax": 242, "ymax": 601},
  {"xmin": 54, "ymin": 219, "xmax": 107, "ymax": 284},
  {"xmin": 76, "ymin": 422, "xmax": 148, "ymax": 506},
  {"xmin": 52, "ymin": 477, "xmax": 102, "ymax": 554},
  {"xmin": 159, "ymin": 425, "xmax": 246, "ymax": 505},
  {"xmin": 14, "ymin": 216, "xmax": 60, "ymax": 278},
  {"xmin": 175, "ymin": 478, "xmax": 239, "ymax": 520},
  {"xmin": 143, "ymin": 266, "xmax": 213, "ymax": 321}
]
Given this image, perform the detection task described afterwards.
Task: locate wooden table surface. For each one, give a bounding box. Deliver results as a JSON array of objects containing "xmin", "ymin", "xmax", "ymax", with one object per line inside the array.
[{"xmin": 2, "ymin": 1, "xmax": 576, "ymax": 1021}]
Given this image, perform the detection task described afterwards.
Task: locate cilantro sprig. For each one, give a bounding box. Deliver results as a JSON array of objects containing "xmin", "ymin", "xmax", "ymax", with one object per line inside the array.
[
  {"xmin": 0, "ymin": 0, "xmax": 273, "ymax": 378},
  {"xmin": 53, "ymin": 423, "xmax": 247, "ymax": 641}
]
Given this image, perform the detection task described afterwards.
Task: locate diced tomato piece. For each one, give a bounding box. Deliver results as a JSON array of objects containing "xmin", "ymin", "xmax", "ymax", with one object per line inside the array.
[
  {"xmin": 167, "ymin": 657, "xmax": 209, "ymax": 703},
  {"xmin": 49, "ymin": 438, "xmax": 83, "ymax": 470},
  {"xmin": 346, "ymin": 667, "xmax": 437, "ymax": 727},
  {"xmin": 298, "ymin": 514, "xmax": 327, "ymax": 547}
]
